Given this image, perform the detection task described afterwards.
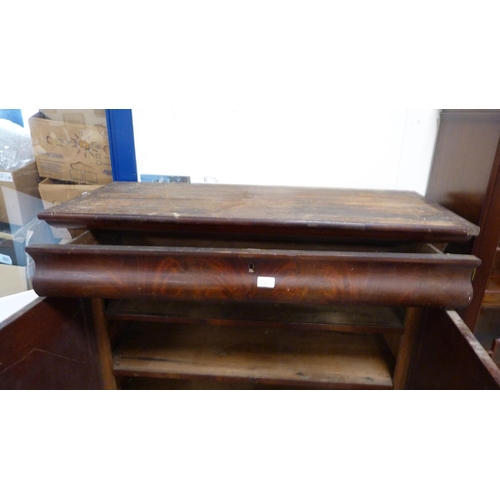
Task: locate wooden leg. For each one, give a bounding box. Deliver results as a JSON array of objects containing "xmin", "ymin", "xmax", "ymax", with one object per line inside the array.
[
  {"xmin": 393, "ymin": 307, "xmax": 422, "ymax": 390},
  {"xmin": 91, "ymin": 298, "xmax": 117, "ymax": 390}
]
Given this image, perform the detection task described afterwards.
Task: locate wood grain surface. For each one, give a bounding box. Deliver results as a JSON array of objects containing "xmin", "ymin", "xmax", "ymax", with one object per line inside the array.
[
  {"xmin": 23, "ymin": 183, "xmax": 490, "ymax": 390},
  {"xmin": 113, "ymin": 322, "xmax": 395, "ymax": 389},
  {"xmin": 0, "ymin": 297, "xmax": 102, "ymax": 389},
  {"xmin": 28, "ymin": 238, "xmax": 479, "ymax": 308},
  {"xmin": 106, "ymin": 300, "xmax": 404, "ymax": 336},
  {"xmin": 405, "ymin": 309, "xmax": 500, "ymax": 389},
  {"xmin": 38, "ymin": 182, "xmax": 479, "ymax": 243}
]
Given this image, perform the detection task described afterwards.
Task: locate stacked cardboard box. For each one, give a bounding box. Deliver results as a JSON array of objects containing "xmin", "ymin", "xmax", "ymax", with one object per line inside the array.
[
  {"xmin": 29, "ymin": 110, "xmax": 112, "ymax": 239},
  {"xmin": 38, "ymin": 178, "xmax": 101, "ymax": 238},
  {"xmin": 39, "ymin": 109, "xmax": 107, "ymax": 127},
  {"xmin": 0, "ymin": 158, "xmax": 46, "ymax": 297},
  {"xmin": 29, "ymin": 110, "xmax": 112, "ymax": 185},
  {"xmin": 1, "ymin": 110, "xmax": 112, "ymax": 297},
  {"xmin": 0, "ymin": 160, "xmax": 43, "ymax": 227}
]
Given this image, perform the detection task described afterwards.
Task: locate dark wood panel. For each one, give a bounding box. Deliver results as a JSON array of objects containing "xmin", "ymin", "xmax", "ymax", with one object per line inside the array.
[
  {"xmin": 491, "ymin": 339, "xmax": 500, "ymax": 368},
  {"xmin": 425, "ymin": 110, "xmax": 500, "ymax": 332},
  {"xmin": 405, "ymin": 309, "xmax": 500, "ymax": 390},
  {"xmin": 113, "ymin": 323, "xmax": 395, "ymax": 389},
  {"xmin": 474, "ymin": 307, "xmax": 500, "ymax": 351},
  {"xmin": 461, "ymin": 139, "xmax": 500, "ymax": 330},
  {"xmin": 121, "ymin": 378, "xmax": 307, "ymax": 390},
  {"xmin": 106, "ymin": 300, "xmax": 404, "ymax": 336},
  {"xmin": 38, "ymin": 183, "xmax": 479, "ymax": 243},
  {"xmin": 0, "ymin": 297, "xmax": 102, "ymax": 389},
  {"xmin": 493, "ymin": 248, "xmax": 500, "ymax": 271}
]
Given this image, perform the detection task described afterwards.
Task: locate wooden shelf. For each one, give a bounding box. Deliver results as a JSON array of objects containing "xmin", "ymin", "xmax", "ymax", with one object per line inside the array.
[
  {"xmin": 112, "ymin": 323, "xmax": 396, "ymax": 389},
  {"xmin": 482, "ymin": 272, "xmax": 500, "ymax": 307}
]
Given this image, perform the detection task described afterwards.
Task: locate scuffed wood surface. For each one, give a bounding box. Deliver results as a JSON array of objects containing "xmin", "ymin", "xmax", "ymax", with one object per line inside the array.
[
  {"xmin": 113, "ymin": 322, "xmax": 395, "ymax": 389},
  {"xmin": 38, "ymin": 183, "xmax": 479, "ymax": 242}
]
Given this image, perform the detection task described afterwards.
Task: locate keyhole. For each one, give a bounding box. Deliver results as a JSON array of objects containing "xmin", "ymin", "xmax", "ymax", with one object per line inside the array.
[{"xmin": 248, "ymin": 263, "xmax": 255, "ymax": 273}]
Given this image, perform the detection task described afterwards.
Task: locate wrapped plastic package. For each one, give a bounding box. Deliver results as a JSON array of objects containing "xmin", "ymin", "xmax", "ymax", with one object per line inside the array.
[{"xmin": 0, "ymin": 119, "xmax": 35, "ymax": 171}]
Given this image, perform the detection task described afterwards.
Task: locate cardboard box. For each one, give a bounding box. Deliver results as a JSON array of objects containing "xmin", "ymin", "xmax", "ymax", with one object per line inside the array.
[
  {"xmin": 0, "ymin": 161, "xmax": 44, "ymax": 226},
  {"xmin": 40, "ymin": 109, "xmax": 107, "ymax": 127},
  {"xmin": 38, "ymin": 178, "xmax": 102, "ymax": 238},
  {"xmin": 29, "ymin": 112, "xmax": 113, "ymax": 185},
  {"xmin": 0, "ymin": 264, "xmax": 28, "ymax": 298}
]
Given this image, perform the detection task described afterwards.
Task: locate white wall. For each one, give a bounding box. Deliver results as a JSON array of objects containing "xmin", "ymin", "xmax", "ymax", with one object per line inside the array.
[{"xmin": 132, "ymin": 109, "xmax": 439, "ymax": 195}]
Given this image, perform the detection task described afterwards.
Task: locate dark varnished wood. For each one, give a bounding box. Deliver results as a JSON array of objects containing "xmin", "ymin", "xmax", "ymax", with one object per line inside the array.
[
  {"xmin": 106, "ymin": 300, "xmax": 404, "ymax": 336},
  {"xmin": 22, "ymin": 182, "xmax": 493, "ymax": 390},
  {"xmin": 27, "ymin": 237, "xmax": 479, "ymax": 308},
  {"xmin": 405, "ymin": 309, "xmax": 500, "ymax": 389},
  {"xmin": 0, "ymin": 297, "xmax": 102, "ymax": 389},
  {"xmin": 461, "ymin": 138, "xmax": 500, "ymax": 331},
  {"xmin": 37, "ymin": 182, "xmax": 479, "ymax": 243},
  {"xmin": 491, "ymin": 338, "xmax": 500, "ymax": 368},
  {"xmin": 425, "ymin": 111, "xmax": 500, "ymax": 335}
]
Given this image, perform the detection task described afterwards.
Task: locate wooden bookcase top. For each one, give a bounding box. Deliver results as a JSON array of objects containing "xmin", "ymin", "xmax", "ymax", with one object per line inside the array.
[{"xmin": 38, "ymin": 182, "xmax": 480, "ymax": 243}]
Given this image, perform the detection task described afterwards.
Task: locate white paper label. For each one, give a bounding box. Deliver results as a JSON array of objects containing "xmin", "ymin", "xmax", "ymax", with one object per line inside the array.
[
  {"xmin": 257, "ymin": 276, "xmax": 275, "ymax": 288},
  {"xmin": 0, "ymin": 172, "xmax": 13, "ymax": 182},
  {"xmin": 0, "ymin": 253, "xmax": 13, "ymax": 265}
]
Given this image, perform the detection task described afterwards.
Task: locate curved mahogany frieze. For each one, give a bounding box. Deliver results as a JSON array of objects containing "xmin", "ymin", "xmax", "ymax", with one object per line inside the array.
[{"xmin": 27, "ymin": 244, "xmax": 480, "ymax": 309}]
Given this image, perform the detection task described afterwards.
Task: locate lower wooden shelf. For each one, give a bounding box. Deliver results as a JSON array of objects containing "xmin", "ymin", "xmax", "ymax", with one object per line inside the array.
[
  {"xmin": 482, "ymin": 272, "xmax": 500, "ymax": 307},
  {"xmin": 112, "ymin": 323, "xmax": 396, "ymax": 389}
]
